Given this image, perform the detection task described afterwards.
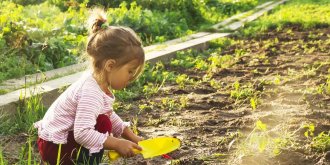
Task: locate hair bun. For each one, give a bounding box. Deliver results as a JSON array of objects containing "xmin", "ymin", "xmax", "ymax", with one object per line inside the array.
[{"xmin": 87, "ymin": 8, "xmax": 107, "ymax": 34}]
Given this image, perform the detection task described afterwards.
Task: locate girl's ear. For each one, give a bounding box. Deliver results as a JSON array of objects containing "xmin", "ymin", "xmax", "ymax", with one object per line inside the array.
[{"xmin": 104, "ymin": 59, "xmax": 116, "ymax": 72}]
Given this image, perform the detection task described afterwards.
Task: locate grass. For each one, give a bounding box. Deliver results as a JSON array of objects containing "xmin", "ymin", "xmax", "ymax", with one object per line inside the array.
[
  {"xmin": 0, "ymin": 90, "xmax": 46, "ymax": 135},
  {"xmin": 239, "ymin": 0, "xmax": 330, "ymax": 37}
]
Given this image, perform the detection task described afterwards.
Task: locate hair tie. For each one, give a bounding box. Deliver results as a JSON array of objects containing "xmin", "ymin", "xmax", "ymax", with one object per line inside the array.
[{"xmin": 101, "ymin": 23, "xmax": 109, "ymax": 29}]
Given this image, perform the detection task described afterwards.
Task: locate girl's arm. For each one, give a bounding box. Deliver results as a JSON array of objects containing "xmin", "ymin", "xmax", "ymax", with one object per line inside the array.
[{"xmin": 121, "ymin": 127, "xmax": 144, "ymax": 144}]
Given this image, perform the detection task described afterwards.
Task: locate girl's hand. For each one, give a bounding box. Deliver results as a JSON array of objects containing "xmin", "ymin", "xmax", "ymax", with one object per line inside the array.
[
  {"xmin": 122, "ymin": 127, "xmax": 144, "ymax": 144},
  {"xmin": 115, "ymin": 139, "xmax": 142, "ymax": 158},
  {"xmin": 134, "ymin": 136, "xmax": 144, "ymax": 143}
]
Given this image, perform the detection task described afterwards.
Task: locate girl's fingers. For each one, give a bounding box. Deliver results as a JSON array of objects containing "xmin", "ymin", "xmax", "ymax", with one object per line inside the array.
[
  {"xmin": 126, "ymin": 150, "xmax": 134, "ymax": 157},
  {"xmin": 132, "ymin": 143, "xmax": 142, "ymax": 151}
]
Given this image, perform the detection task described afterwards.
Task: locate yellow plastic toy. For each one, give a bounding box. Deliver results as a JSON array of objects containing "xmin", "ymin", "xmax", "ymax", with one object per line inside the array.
[{"xmin": 108, "ymin": 136, "xmax": 180, "ymax": 161}]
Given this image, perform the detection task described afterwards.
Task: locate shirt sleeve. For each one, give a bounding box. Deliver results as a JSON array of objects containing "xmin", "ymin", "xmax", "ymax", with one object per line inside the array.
[
  {"xmin": 110, "ymin": 111, "xmax": 130, "ymax": 137},
  {"xmin": 74, "ymin": 87, "xmax": 108, "ymax": 154}
]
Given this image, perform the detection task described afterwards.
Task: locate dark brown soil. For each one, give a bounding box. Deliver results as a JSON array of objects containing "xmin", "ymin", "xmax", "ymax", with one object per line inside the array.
[{"xmin": 113, "ymin": 27, "xmax": 330, "ymax": 165}]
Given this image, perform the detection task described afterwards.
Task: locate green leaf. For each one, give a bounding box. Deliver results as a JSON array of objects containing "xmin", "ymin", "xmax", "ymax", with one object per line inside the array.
[
  {"xmin": 256, "ymin": 120, "xmax": 267, "ymax": 131},
  {"xmin": 250, "ymin": 97, "xmax": 257, "ymax": 110}
]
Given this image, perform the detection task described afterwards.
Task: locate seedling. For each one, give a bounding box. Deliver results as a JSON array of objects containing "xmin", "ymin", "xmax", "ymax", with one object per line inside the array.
[
  {"xmin": 161, "ymin": 97, "xmax": 178, "ymax": 111},
  {"xmin": 175, "ymin": 74, "xmax": 192, "ymax": 89},
  {"xmin": 311, "ymin": 131, "xmax": 330, "ymax": 152},
  {"xmin": 131, "ymin": 116, "xmax": 139, "ymax": 135}
]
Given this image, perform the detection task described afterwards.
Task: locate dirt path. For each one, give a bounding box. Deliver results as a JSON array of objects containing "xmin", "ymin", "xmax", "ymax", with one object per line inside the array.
[{"xmin": 114, "ymin": 27, "xmax": 330, "ymax": 165}]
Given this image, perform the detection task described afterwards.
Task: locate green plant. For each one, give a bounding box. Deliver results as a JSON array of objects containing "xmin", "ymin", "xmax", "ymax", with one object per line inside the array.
[
  {"xmin": 304, "ymin": 123, "xmax": 315, "ymax": 138},
  {"xmin": 171, "ymin": 50, "xmax": 198, "ymax": 69},
  {"xmin": 179, "ymin": 96, "xmax": 188, "ymax": 109},
  {"xmin": 273, "ymin": 75, "xmax": 281, "ymax": 85},
  {"xmin": 131, "ymin": 116, "xmax": 139, "ymax": 135},
  {"xmin": 230, "ymin": 81, "xmax": 254, "ymax": 101},
  {"xmin": 16, "ymin": 138, "xmax": 39, "ymax": 165},
  {"xmin": 304, "ymin": 123, "xmax": 330, "ymax": 152},
  {"xmin": 0, "ymin": 147, "xmax": 6, "ymax": 165},
  {"xmin": 311, "ymin": 131, "xmax": 330, "ymax": 152},
  {"xmin": 322, "ymin": 76, "xmax": 330, "ymax": 95},
  {"xmin": 175, "ymin": 74, "xmax": 192, "ymax": 89},
  {"xmin": 231, "ymin": 120, "xmax": 296, "ymax": 163},
  {"xmin": 209, "ymin": 79, "xmax": 222, "ymax": 90},
  {"xmin": 138, "ymin": 103, "xmax": 153, "ymax": 113},
  {"xmin": 194, "ymin": 58, "xmax": 209, "ymax": 71},
  {"xmin": 161, "ymin": 97, "xmax": 178, "ymax": 111},
  {"xmin": 250, "ymin": 96, "xmax": 258, "ymax": 110},
  {"xmin": 0, "ymin": 87, "xmax": 46, "ymax": 135}
]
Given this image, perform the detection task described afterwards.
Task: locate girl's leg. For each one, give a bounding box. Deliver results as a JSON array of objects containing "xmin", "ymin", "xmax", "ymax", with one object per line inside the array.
[
  {"xmin": 37, "ymin": 131, "xmax": 79, "ymax": 165},
  {"xmin": 76, "ymin": 114, "xmax": 112, "ymax": 165}
]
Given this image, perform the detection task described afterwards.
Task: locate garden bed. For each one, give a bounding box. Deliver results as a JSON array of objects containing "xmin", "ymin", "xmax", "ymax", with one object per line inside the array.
[
  {"xmin": 110, "ymin": 26, "xmax": 330, "ymax": 164},
  {"xmin": 1, "ymin": 23, "xmax": 329, "ymax": 165},
  {"xmin": 1, "ymin": 0, "xmax": 329, "ymax": 164}
]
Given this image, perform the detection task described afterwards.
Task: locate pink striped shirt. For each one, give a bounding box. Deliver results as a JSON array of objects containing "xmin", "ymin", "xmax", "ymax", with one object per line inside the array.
[{"xmin": 34, "ymin": 72, "xmax": 129, "ymax": 153}]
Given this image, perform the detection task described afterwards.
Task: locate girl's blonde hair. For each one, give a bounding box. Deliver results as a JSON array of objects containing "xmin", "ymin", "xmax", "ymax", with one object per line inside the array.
[{"xmin": 86, "ymin": 8, "xmax": 145, "ymax": 82}]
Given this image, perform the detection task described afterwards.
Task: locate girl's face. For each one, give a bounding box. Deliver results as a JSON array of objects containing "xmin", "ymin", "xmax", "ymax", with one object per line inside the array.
[{"xmin": 106, "ymin": 59, "xmax": 141, "ymax": 90}]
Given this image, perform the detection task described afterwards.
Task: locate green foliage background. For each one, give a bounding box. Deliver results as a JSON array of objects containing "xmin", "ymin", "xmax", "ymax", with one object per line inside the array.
[{"xmin": 0, "ymin": 0, "xmax": 262, "ymax": 83}]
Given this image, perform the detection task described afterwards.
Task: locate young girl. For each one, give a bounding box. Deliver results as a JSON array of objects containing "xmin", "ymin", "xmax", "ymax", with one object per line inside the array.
[{"xmin": 34, "ymin": 8, "xmax": 145, "ymax": 165}]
